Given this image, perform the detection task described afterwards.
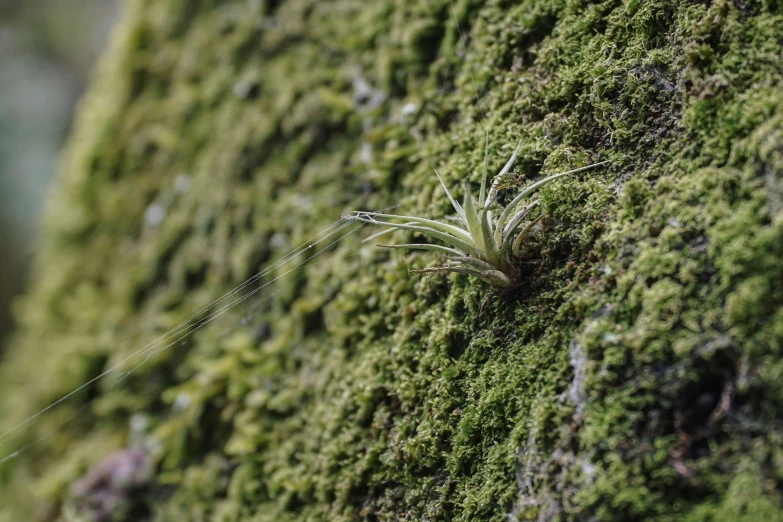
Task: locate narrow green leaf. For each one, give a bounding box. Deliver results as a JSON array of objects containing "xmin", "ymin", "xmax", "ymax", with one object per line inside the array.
[
  {"xmin": 496, "ymin": 160, "xmax": 609, "ymax": 234},
  {"xmin": 480, "ymin": 204, "xmax": 500, "ymax": 266},
  {"xmin": 479, "ymin": 132, "xmax": 489, "ymax": 206},
  {"xmin": 512, "ymin": 213, "xmax": 546, "ymax": 257},
  {"xmin": 434, "ymin": 169, "xmax": 467, "ymax": 225},
  {"xmin": 377, "ymin": 243, "xmax": 464, "ymax": 256},
  {"xmin": 484, "ymin": 138, "xmax": 523, "ymax": 208},
  {"xmin": 462, "ymin": 181, "xmax": 485, "ymax": 254},
  {"xmin": 352, "ymin": 211, "xmax": 472, "ymax": 243},
  {"xmin": 361, "ymin": 227, "xmax": 397, "ymax": 244},
  {"xmin": 411, "ymin": 266, "xmax": 511, "ymax": 288},
  {"xmin": 448, "ymin": 256, "xmax": 497, "ymax": 272},
  {"xmin": 350, "ymin": 214, "xmax": 483, "ymax": 257},
  {"xmin": 499, "ymin": 200, "xmax": 539, "ymax": 246}
]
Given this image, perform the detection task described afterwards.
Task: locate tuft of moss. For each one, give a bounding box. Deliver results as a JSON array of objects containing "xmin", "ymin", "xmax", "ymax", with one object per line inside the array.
[{"xmin": 1, "ymin": 0, "xmax": 782, "ymax": 521}]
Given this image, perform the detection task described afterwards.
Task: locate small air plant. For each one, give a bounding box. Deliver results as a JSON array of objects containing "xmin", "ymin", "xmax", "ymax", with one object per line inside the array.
[{"xmin": 350, "ymin": 138, "xmax": 607, "ymax": 289}]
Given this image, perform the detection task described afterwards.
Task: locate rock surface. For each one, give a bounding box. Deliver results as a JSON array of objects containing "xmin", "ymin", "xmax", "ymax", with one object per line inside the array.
[{"xmin": 1, "ymin": 0, "xmax": 783, "ymax": 520}]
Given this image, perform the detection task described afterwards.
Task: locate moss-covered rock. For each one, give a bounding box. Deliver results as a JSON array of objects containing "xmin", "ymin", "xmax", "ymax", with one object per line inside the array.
[{"xmin": 1, "ymin": 0, "xmax": 782, "ymax": 520}]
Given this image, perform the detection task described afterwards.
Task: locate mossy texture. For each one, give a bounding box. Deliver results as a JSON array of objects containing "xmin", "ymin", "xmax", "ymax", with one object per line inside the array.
[{"xmin": 1, "ymin": 0, "xmax": 783, "ymax": 520}]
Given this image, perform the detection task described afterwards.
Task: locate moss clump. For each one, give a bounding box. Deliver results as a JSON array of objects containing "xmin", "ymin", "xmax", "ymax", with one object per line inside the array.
[{"xmin": 1, "ymin": 0, "xmax": 782, "ymax": 521}]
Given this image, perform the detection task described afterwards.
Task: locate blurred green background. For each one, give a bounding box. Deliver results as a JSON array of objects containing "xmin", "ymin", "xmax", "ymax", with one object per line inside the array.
[{"xmin": 0, "ymin": 0, "xmax": 117, "ymax": 344}]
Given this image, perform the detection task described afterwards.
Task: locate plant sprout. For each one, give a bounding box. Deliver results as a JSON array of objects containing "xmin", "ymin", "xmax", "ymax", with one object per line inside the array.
[{"xmin": 350, "ymin": 138, "xmax": 608, "ymax": 288}]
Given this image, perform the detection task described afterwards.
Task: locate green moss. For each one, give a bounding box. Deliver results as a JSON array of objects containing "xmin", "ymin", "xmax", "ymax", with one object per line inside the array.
[{"xmin": 1, "ymin": 0, "xmax": 782, "ymax": 520}]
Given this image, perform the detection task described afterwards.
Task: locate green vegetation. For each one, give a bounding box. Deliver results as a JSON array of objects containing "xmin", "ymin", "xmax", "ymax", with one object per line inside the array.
[
  {"xmin": 351, "ymin": 140, "xmax": 608, "ymax": 288},
  {"xmin": 1, "ymin": 0, "xmax": 782, "ymax": 520}
]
